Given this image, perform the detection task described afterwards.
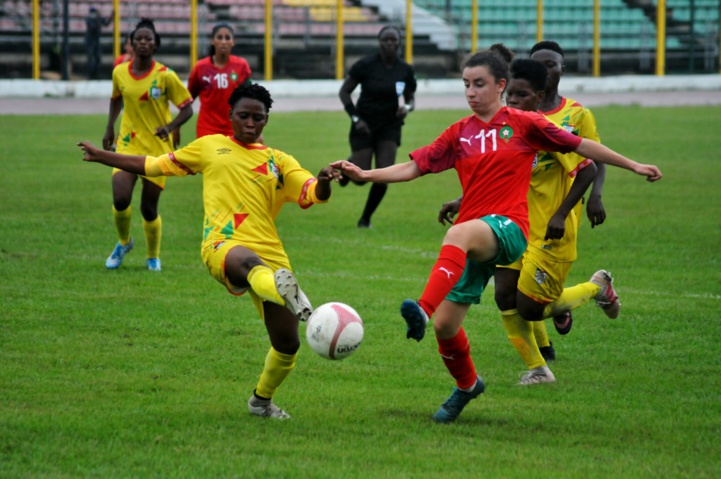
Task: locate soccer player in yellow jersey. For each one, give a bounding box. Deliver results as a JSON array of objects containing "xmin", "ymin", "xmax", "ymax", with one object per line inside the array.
[
  {"xmin": 102, "ymin": 18, "xmax": 193, "ymax": 272},
  {"xmin": 530, "ymin": 40, "xmax": 613, "ymax": 351},
  {"xmin": 79, "ymin": 83, "xmax": 339, "ymax": 419},
  {"xmin": 439, "ymin": 59, "xmax": 636, "ymax": 384}
]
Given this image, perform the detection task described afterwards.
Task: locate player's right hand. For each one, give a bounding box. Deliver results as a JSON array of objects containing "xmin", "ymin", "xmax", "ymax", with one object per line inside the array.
[
  {"xmin": 102, "ymin": 127, "xmax": 114, "ymax": 151},
  {"xmin": 438, "ymin": 199, "xmax": 461, "ymax": 226}
]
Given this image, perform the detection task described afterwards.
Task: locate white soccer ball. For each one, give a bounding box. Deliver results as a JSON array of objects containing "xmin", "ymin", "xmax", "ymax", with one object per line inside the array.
[{"xmin": 305, "ymin": 302, "xmax": 364, "ymax": 360}]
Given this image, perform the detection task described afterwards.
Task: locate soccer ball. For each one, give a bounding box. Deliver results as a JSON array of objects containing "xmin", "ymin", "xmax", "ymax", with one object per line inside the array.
[{"xmin": 305, "ymin": 302, "xmax": 364, "ymax": 360}]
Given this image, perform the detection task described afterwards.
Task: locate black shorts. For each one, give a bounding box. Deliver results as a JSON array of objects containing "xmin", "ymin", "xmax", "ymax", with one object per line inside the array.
[{"xmin": 349, "ymin": 123, "xmax": 402, "ymax": 151}]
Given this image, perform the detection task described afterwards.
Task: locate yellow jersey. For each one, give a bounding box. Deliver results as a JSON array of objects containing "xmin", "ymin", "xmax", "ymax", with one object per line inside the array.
[
  {"xmin": 144, "ymin": 134, "xmax": 327, "ymax": 254},
  {"xmin": 112, "ymin": 60, "xmax": 192, "ymax": 156}
]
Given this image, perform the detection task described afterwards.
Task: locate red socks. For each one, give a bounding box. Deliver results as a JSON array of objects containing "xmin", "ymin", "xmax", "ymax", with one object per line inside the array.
[
  {"xmin": 437, "ymin": 328, "xmax": 477, "ymax": 389},
  {"xmin": 418, "ymin": 245, "xmax": 467, "ymax": 317}
]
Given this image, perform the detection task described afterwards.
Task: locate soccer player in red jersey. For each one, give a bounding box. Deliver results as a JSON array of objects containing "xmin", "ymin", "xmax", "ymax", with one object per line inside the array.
[
  {"xmin": 331, "ymin": 46, "xmax": 662, "ymax": 423},
  {"xmin": 188, "ymin": 23, "xmax": 252, "ymax": 138}
]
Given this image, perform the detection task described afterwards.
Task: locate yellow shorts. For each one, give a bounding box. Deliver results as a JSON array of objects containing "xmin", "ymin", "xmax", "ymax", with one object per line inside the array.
[
  {"xmin": 112, "ymin": 168, "xmax": 166, "ymax": 189},
  {"xmin": 201, "ymin": 239, "xmax": 292, "ymax": 320},
  {"xmin": 514, "ymin": 248, "xmax": 572, "ymax": 305}
]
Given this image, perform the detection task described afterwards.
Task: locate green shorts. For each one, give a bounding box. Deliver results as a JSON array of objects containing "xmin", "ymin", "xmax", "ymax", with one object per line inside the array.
[{"xmin": 445, "ymin": 214, "xmax": 527, "ymax": 305}]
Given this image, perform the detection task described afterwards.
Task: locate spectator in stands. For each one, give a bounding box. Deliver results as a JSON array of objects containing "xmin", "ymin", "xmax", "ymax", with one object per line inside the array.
[
  {"xmin": 338, "ymin": 25, "xmax": 417, "ymax": 229},
  {"xmin": 113, "ymin": 34, "xmax": 135, "ymax": 69},
  {"xmin": 85, "ymin": 6, "xmax": 113, "ymax": 79},
  {"xmin": 188, "ymin": 23, "xmax": 252, "ymax": 138},
  {"xmin": 101, "ymin": 18, "xmax": 193, "ymax": 272}
]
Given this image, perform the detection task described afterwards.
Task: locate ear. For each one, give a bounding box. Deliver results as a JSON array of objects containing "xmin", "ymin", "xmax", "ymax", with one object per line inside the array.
[{"xmin": 497, "ymin": 77, "xmax": 507, "ymax": 94}]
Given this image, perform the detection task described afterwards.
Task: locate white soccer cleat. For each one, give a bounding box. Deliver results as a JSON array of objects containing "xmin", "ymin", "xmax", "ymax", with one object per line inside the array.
[
  {"xmin": 590, "ymin": 269, "xmax": 621, "ymax": 319},
  {"xmin": 247, "ymin": 394, "xmax": 291, "ymax": 420},
  {"xmin": 274, "ymin": 268, "xmax": 313, "ymax": 322},
  {"xmin": 518, "ymin": 365, "xmax": 556, "ymax": 385}
]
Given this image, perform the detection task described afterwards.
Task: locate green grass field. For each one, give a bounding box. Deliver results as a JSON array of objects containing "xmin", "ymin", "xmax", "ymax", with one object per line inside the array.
[{"xmin": 1, "ymin": 104, "xmax": 720, "ymax": 478}]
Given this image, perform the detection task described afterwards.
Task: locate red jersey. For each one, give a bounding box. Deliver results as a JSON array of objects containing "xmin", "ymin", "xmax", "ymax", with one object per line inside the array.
[
  {"xmin": 410, "ymin": 107, "xmax": 582, "ymax": 237},
  {"xmin": 188, "ymin": 55, "xmax": 252, "ymax": 138}
]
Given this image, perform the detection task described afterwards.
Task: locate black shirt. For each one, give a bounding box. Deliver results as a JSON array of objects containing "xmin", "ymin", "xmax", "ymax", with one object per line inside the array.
[{"xmin": 349, "ymin": 53, "xmax": 417, "ymax": 130}]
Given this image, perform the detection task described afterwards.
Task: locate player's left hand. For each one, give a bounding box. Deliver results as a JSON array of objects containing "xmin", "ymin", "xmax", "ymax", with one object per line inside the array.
[
  {"xmin": 635, "ymin": 164, "xmax": 663, "ymax": 182},
  {"xmin": 545, "ymin": 213, "xmax": 567, "ymax": 240},
  {"xmin": 154, "ymin": 125, "xmax": 171, "ymax": 141},
  {"xmin": 330, "ymin": 160, "xmax": 364, "ymax": 182},
  {"xmin": 586, "ymin": 194, "xmax": 606, "ymax": 228}
]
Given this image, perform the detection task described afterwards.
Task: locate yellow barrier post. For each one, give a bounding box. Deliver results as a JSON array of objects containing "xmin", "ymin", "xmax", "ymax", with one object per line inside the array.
[
  {"xmin": 405, "ymin": 0, "xmax": 413, "ymax": 64},
  {"xmin": 593, "ymin": 0, "xmax": 600, "ymax": 77},
  {"xmin": 471, "ymin": 0, "xmax": 478, "ymax": 53},
  {"xmin": 656, "ymin": 0, "xmax": 666, "ymax": 76},
  {"xmin": 336, "ymin": 0, "xmax": 344, "ymax": 80},
  {"xmin": 32, "ymin": 0, "xmax": 39, "ymax": 79},
  {"xmin": 191, "ymin": 0, "xmax": 198, "ymax": 69},
  {"xmin": 536, "ymin": 0, "xmax": 543, "ymax": 43},
  {"xmin": 265, "ymin": 0, "xmax": 273, "ymax": 80},
  {"xmin": 113, "ymin": 0, "xmax": 120, "ymax": 59}
]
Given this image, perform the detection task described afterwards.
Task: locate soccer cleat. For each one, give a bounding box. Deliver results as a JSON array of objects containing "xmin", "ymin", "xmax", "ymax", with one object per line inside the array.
[
  {"xmin": 539, "ymin": 342, "xmax": 556, "ymax": 361},
  {"xmin": 146, "ymin": 258, "xmax": 162, "ymax": 271},
  {"xmin": 247, "ymin": 393, "xmax": 291, "ymax": 420},
  {"xmin": 518, "ymin": 365, "xmax": 556, "ymax": 385},
  {"xmin": 432, "ymin": 375, "xmax": 485, "ymax": 424},
  {"xmin": 338, "ymin": 172, "xmax": 350, "ymax": 187},
  {"xmin": 357, "ymin": 218, "xmax": 372, "ymax": 229},
  {"xmin": 590, "ymin": 270, "xmax": 621, "ymax": 319},
  {"xmin": 400, "ymin": 300, "xmax": 429, "ymax": 341},
  {"xmin": 553, "ymin": 311, "xmax": 573, "ymax": 335},
  {"xmin": 105, "ymin": 238, "xmax": 134, "ymax": 269},
  {"xmin": 274, "ymin": 268, "xmax": 313, "ymax": 322}
]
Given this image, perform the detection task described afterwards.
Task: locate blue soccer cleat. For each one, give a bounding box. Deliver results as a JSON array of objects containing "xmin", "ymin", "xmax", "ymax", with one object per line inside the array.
[
  {"xmin": 432, "ymin": 375, "xmax": 485, "ymax": 424},
  {"xmin": 105, "ymin": 238, "xmax": 134, "ymax": 269},
  {"xmin": 146, "ymin": 258, "xmax": 162, "ymax": 272},
  {"xmin": 401, "ymin": 299, "xmax": 429, "ymax": 341}
]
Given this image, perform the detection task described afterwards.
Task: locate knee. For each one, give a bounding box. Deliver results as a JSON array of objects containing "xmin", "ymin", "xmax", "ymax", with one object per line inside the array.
[
  {"xmin": 273, "ymin": 337, "xmax": 300, "ymax": 356},
  {"xmin": 139, "ymin": 203, "xmax": 158, "ymax": 221},
  {"xmin": 113, "ymin": 197, "xmax": 131, "ymax": 211},
  {"xmin": 494, "ymin": 288, "xmax": 516, "ymax": 312},
  {"xmin": 433, "ymin": 318, "xmax": 458, "ymax": 341},
  {"xmin": 517, "ymin": 301, "xmax": 545, "ymax": 322}
]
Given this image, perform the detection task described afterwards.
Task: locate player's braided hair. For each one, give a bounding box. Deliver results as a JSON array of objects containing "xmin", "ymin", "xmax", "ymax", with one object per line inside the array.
[
  {"xmin": 510, "ymin": 59, "xmax": 548, "ymax": 93},
  {"xmin": 228, "ymin": 83, "xmax": 273, "ymax": 112},
  {"xmin": 530, "ymin": 40, "xmax": 564, "ymax": 58},
  {"xmin": 130, "ymin": 18, "xmax": 161, "ymax": 48}
]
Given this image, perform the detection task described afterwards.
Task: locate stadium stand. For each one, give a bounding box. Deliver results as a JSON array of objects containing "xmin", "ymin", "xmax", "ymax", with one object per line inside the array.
[{"xmin": 0, "ymin": 0, "xmax": 718, "ymax": 79}]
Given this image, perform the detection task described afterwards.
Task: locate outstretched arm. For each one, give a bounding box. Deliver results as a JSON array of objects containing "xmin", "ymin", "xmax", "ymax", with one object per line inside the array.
[
  {"xmin": 329, "ymin": 159, "xmax": 421, "ymax": 184},
  {"xmin": 77, "ymin": 141, "xmax": 148, "ymax": 175},
  {"xmin": 574, "ymin": 139, "xmax": 662, "ymax": 182}
]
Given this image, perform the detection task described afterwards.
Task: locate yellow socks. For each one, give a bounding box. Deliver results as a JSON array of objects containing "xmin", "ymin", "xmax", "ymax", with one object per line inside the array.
[
  {"xmin": 142, "ymin": 215, "xmax": 162, "ymax": 259},
  {"xmin": 247, "ymin": 265, "xmax": 285, "ymax": 306},
  {"xmin": 113, "ymin": 206, "xmax": 132, "ymax": 245},
  {"xmin": 255, "ymin": 347, "xmax": 297, "ymax": 399},
  {"xmin": 502, "ymin": 309, "xmax": 546, "ymax": 370},
  {"xmin": 532, "ymin": 320, "xmax": 551, "ymax": 349},
  {"xmin": 543, "ymin": 282, "xmax": 601, "ymax": 319}
]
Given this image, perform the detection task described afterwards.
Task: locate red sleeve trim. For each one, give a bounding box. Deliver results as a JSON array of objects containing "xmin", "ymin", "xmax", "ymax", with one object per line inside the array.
[
  {"xmin": 169, "ymin": 152, "xmax": 195, "ymax": 175},
  {"xmin": 569, "ymin": 158, "xmax": 593, "ymax": 178},
  {"xmin": 176, "ymin": 97, "xmax": 193, "ymax": 110},
  {"xmin": 298, "ymin": 178, "xmax": 316, "ymax": 209}
]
